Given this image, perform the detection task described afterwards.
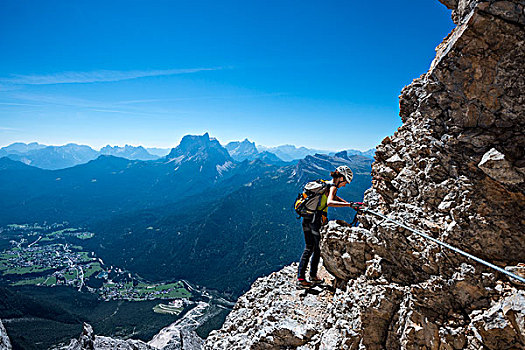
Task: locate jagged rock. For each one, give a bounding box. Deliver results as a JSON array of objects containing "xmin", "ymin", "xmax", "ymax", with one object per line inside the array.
[
  {"xmin": 63, "ymin": 323, "xmax": 94, "ymax": 350},
  {"xmin": 469, "ymin": 290, "xmax": 525, "ymax": 349},
  {"xmin": 204, "ymin": 0, "xmax": 525, "ymax": 348},
  {"xmin": 320, "ymin": 221, "xmax": 375, "ymax": 280},
  {"xmin": 0, "ymin": 319, "xmax": 12, "ymax": 350},
  {"xmin": 204, "ymin": 265, "xmax": 332, "ymax": 349},
  {"xmin": 61, "ymin": 297, "xmax": 210, "ymax": 350},
  {"xmin": 63, "ymin": 322, "xmax": 204, "ymax": 350},
  {"xmin": 64, "ymin": 323, "xmax": 154, "ymax": 350},
  {"xmin": 478, "ymin": 147, "xmax": 524, "ymax": 185},
  {"xmin": 149, "ymin": 325, "xmax": 204, "ymax": 350},
  {"xmin": 505, "ymin": 264, "xmax": 525, "ymax": 287},
  {"xmin": 92, "ymin": 336, "xmax": 154, "ymax": 350},
  {"xmin": 69, "ymin": 323, "xmax": 95, "ymax": 350}
]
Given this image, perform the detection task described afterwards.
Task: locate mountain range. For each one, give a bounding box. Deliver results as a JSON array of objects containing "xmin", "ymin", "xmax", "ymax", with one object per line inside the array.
[
  {"xmin": 258, "ymin": 144, "xmax": 375, "ymax": 162},
  {"xmin": 0, "ymin": 139, "xmax": 375, "ymax": 170},
  {"xmin": 0, "ymin": 133, "xmax": 373, "ymax": 296},
  {"xmin": 99, "ymin": 144, "xmax": 159, "ymax": 160},
  {"xmin": 0, "ymin": 142, "xmax": 160, "ymax": 170}
]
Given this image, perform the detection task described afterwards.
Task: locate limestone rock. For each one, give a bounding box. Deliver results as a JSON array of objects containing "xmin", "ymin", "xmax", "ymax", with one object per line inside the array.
[
  {"xmin": 470, "ymin": 291, "xmax": 525, "ymax": 349},
  {"xmin": 64, "ymin": 323, "xmax": 155, "ymax": 350},
  {"xmin": 320, "ymin": 221, "xmax": 375, "ymax": 280},
  {"xmin": 478, "ymin": 148, "xmax": 524, "ymax": 185},
  {"xmin": 0, "ymin": 319, "xmax": 12, "ymax": 350},
  {"xmin": 149, "ymin": 325, "xmax": 204, "ymax": 350},
  {"xmin": 505, "ymin": 264, "xmax": 525, "ymax": 287},
  {"xmin": 63, "ymin": 321, "xmax": 205, "ymax": 350},
  {"xmin": 204, "ymin": 265, "xmax": 333, "ymax": 349}
]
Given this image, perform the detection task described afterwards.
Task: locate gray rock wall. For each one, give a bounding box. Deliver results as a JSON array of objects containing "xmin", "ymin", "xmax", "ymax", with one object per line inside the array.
[{"xmin": 205, "ymin": 0, "xmax": 525, "ymax": 349}]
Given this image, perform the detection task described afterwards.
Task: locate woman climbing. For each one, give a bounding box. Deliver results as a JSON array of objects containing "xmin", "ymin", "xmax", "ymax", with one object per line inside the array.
[{"xmin": 296, "ymin": 165, "xmax": 361, "ymax": 288}]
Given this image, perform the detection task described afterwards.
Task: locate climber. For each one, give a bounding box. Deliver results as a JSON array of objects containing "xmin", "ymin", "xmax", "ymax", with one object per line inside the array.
[{"xmin": 296, "ymin": 165, "xmax": 364, "ymax": 288}]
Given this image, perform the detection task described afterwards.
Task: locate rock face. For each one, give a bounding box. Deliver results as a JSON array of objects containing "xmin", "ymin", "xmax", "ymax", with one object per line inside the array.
[
  {"xmin": 64, "ymin": 323, "xmax": 154, "ymax": 350},
  {"xmin": 148, "ymin": 328, "xmax": 204, "ymax": 350},
  {"xmin": 478, "ymin": 147, "xmax": 524, "ymax": 185},
  {"xmin": 63, "ymin": 322, "xmax": 203, "ymax": 350},
  {"xmin": 204, "ymin": 265, "xmax": 335, "ymax": 350},
  {"xmin": 204, "ymin": 0, "xmax": 525, "ymax": 349},
  {"xmin": 0, "ymin": 319, "xmax": 12, "ymax": 350}
]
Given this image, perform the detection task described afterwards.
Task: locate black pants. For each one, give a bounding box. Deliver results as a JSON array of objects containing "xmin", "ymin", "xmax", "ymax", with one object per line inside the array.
[{"xmin": 297, "ymin": 214, "xmax": 322, "ymax": 280}]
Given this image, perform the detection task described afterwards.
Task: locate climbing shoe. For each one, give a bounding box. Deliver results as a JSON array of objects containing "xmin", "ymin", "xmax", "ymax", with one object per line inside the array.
[
  {"xmin": 310, "ymin": 276, "xmax": 324, "ymax": 285},
  {"xmin": 296, "ymin": 278, "xmax": 312, "ymax": 289}
]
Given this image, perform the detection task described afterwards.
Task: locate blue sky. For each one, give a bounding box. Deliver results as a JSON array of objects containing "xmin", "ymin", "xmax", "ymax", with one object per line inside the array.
[{"xmin": 0, "ymin": 1, "xmax": 454, "ymax": 151}]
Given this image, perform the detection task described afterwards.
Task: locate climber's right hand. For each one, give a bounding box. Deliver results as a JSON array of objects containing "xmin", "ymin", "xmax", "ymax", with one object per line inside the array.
[{"xmin": 350, "ymin": 202, "xmax": 365, "ymax": 210}]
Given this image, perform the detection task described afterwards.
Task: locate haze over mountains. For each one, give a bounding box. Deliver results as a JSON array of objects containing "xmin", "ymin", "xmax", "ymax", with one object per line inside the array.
[
  {"xmin": 0, "ymin": 133, "xmax": 373, "ymax": 295},
  {"xmin": 0, "ymin": 142, "xmax": 159, "ymax": 170},
  {"xmin": 0, "ymin": 138, "xmax": 375, "ymax": 170}
]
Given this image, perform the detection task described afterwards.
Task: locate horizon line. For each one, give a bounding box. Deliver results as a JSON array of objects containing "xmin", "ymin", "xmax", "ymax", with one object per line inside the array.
[{"xmin": 0, "ymin": 138, "xmax": 375, "ymax": 153}]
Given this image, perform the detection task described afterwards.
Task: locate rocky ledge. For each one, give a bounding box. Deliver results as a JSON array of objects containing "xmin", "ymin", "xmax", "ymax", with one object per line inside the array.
[
  {"xmin": 205, "ymin": 0, "xmax": 525, "ymax": 349},
  {"xmin": 204, "ymin": 264, "xmax": 336, "ymax": 349}
]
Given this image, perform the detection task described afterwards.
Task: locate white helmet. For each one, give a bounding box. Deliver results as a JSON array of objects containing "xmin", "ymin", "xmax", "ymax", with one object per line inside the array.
[{"xmin": 336, "ymin": 165, "xmax": 353, "ymax": 183}]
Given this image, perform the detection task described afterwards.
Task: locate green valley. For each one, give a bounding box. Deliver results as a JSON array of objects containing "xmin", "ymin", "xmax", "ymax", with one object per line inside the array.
[{"xmin": 0, "ymin": 222, "xmax": 192, "ymax": 302}]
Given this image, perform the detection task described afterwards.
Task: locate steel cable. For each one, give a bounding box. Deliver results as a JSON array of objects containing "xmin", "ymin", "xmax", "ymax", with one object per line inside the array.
[{"xmin": 360, "ymin": 208, "xmax": 525, "ymax": 285}]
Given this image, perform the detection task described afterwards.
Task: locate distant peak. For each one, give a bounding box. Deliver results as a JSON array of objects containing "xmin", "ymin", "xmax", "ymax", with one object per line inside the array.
[
  {"xmin": 167, "ymin": 133, "xmax": 230, "ymax": 161},
  {"xmin": 180, "ymin": 133, "xmax": 212, "ymax": 143},
  {"xmin": 334, "ymin": 150, "xmax": 348, "ymax": 159},
  {"xmin": 242, "ymin": 138, "xmax": 256, "ymax": 145}
]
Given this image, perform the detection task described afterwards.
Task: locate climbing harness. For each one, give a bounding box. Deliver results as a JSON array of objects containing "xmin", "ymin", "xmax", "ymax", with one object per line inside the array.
[{"xmin": 358, "ymin": 208, "xmax": 525, "ymax": 285}]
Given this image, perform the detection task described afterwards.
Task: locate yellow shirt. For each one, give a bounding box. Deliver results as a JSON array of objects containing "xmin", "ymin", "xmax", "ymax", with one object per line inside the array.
[
  {"xmin": 317, "ymin": 180, "xmax": 334, "ymax": 212},
  {"xmin": 317, "ymin": 193, "xmax": 328, "ymax": 212}
]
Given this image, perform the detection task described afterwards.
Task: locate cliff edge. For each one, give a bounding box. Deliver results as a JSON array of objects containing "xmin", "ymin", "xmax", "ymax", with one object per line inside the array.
[{"xmin": 205, "ymin": 0, "xmax": 525, "ymax": 349}]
